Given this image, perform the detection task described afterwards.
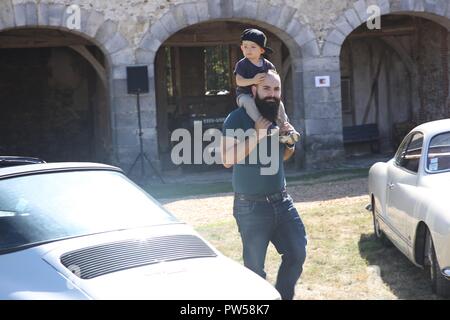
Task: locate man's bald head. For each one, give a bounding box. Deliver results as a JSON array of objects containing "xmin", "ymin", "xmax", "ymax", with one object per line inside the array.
[
  {"xmin": 264, "ymin": 69, "xmax": 281, "ymax": 85},
  {"xmin": 251, "ymin": 70, "xmax": 282, "ymax": 122},
  {"xmin": 251, "ymin": 69, "xmax": 281, "ymax": 102}
]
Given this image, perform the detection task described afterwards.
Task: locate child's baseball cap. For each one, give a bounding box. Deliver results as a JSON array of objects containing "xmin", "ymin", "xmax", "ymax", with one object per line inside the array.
[{"xmin": 240, "ymin": 28, "xmax": 273, "ymax": 54}]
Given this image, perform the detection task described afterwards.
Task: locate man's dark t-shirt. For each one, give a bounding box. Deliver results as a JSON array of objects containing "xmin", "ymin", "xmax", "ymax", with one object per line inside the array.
[
  {"xmin": 234, "ymin": 58, "xmax": 276, "ymax": 97},
  {"xmin": 222, "ymin": 107, "xmax": 286, "ymax": 195}
]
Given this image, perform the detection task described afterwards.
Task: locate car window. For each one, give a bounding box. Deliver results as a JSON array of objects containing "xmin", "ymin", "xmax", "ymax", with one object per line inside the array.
[
  {"xmin": 394, "ymin": 134, "xmax": 413, "ymax": 166},
  {"xmin": 394, "ymin": 134, "xmax": 411, "ymax": 166},
  {"xmin": 427, "ymin": 131, "xmax": 450, "ymax": 172},
  {"xmin": 397, "ymin": 132, "xmax": 423, "ymax": 173},
  {"xmin": 0, "ymin": 171, "xmax": 178, "ymax": 252}
]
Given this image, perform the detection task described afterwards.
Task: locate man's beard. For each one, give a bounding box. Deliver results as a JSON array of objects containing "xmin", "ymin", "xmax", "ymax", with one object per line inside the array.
[{"xmin": 255, "ymin": 94, "xmax": 280, "ymax": 123}]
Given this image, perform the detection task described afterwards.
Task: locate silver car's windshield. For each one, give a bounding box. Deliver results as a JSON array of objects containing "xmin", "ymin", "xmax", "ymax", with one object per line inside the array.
[{"xmin": 0, "ymin": 170, "xmax": 177, "ymax": 252}]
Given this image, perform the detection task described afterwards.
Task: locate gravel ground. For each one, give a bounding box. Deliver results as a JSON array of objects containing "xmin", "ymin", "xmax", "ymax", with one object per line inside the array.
[{"xmin": 161, "ymin": 177, "xmax": 369, "ymax": 226}]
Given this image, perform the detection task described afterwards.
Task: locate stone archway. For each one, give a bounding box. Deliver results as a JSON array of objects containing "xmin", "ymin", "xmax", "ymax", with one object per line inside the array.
[
  {"xmin": 136, "ymin": 0, "xmax": 319, "ymax": 169},
  {"xmin": 0, "ymin": 1, "xmax": 132, "ymax": 164},
  {"xmin": 323, "ymin": 0, "xmax": 450, "ymax": 56},
  {"xmin": 322, "ymin": 0, "xmax": 450, "ymax": 159}
]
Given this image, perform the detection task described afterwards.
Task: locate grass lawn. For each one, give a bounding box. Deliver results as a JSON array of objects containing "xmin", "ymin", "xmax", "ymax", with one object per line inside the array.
[{"xmin": 162, "ymin": 176, "xmax": 444, "ymax": 300}]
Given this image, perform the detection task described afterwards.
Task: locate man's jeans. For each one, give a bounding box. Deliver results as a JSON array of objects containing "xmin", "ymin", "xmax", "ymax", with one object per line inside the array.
[{"xmin": 233, "ymin": 193, "xmax": 307, "ymax": 300}]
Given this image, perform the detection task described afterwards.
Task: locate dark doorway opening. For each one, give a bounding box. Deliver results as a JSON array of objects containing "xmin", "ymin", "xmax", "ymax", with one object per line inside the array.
[
  {"xmin": 155, "ymin": 21, "xmax": 292, "ymax": 171},
  {"xmin": 0, "ymin": 28, "xmax": 110, "ymax": 163},
  {"xmin": 340, "ymin": 15, "xmax": 449, "ymax": 155}
]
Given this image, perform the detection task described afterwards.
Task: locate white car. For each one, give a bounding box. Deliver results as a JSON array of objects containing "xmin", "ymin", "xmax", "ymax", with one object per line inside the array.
[
  {"xmin": 368, "ymin": 119, "xmax": 450, "ymax": 297},
  {"xmin": 0, "ymin": 162, "xmax": 280, "ymax": 300}
]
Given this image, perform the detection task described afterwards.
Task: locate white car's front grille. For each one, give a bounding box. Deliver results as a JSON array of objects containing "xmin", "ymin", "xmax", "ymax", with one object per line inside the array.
[{"xmin": 60, "ymin": 234, "xmax": 217, "ymax": 279}]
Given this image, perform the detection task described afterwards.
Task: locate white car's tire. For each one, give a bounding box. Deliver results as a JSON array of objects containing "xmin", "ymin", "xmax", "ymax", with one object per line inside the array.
[{"xmin": 426, "ymin": 231, "xmax": 450, "ymax": 298}]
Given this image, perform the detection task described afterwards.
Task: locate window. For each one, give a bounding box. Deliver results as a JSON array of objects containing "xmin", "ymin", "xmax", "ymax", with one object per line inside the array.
[
  {"xmin": 204, "ymin": 45, "xmax": 231, "ymax": 96},
  {"xmin": 427, "ymin": 132, "xmax": 450, "ymax": 172},
  {"xmin": 394, "ymin": 134, "xmax": 410, "ymax": 166},
  {"xmin": 396, "ymin": 132, "xmax": 423, "ymax": 173}
]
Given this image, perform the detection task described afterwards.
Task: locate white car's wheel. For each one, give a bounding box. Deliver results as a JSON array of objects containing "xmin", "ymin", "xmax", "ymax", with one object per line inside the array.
[
  {"xmin": 426, "ymin": 231, "xmax": 450, "ymax": 298},
  {"xmin": 372, "ymin": 198, "xmax": 391, "ymax": 246}
]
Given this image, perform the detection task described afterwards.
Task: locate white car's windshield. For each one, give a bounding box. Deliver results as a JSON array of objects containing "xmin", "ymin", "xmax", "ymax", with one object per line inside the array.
[
  {"xmin": 427, "ymin": 132, "xmax": 450, "ymax": 172},
  {"xmin": 0, "ymin": 170, "xmax": 177, "ymax": 252}
]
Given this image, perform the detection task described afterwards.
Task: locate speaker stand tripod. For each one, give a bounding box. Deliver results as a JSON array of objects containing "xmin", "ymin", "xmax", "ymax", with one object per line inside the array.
[{"xmin": 127, "ymin": 91, "xmax": 165, "ymax": 183}]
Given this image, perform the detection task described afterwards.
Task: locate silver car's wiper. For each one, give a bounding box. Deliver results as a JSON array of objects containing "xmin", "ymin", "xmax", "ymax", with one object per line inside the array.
[
  {"xmin": 0, "ymin": 238, "xmax": 62, "ymax": 255},
  {"xmin": 0, "ymin": 231, "xmax": 126, "ymax": 255},
  {"xmin": 0, "ymin": 222, "xmax": 184, "ymax": 255}
]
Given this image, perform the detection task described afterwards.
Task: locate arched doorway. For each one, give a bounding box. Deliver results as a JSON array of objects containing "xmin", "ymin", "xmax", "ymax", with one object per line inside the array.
[
  {"xmin": 340, "ymin": 14, "xmax": 449, "ymax": 155},
  {"xmin": 0, "ymin": 28, "xmax": 111, "ymax": 162},
  {"xmin": 154, "ymin": 21, "xmax": 294, "ymax": 170}
]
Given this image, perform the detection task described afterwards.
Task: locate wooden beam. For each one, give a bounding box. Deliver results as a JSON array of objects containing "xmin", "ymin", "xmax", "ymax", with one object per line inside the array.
[
  {"xmin": 163, "ymin": 21, "xmax": 281, "ymax": 48},
  {"xmin": 0, "ymin": 30, "xmax": 91, "ymax": 48},
  {"xmin": 271, "ymin": 39, "xmax": 282, "ymax": 76},
  {"xmin": 230, "ymin": 45, "xmax": 239, "ymax": 89},
  {"xmin": 155, "ymin": 48, "xmax": 170, "ymax": 154},
  {"xmin": 349, "ymin": 40, "xmax": 356, "ymax": 125},
  {"xmin": 362, "ymin": 50, "xmax": 385, "ymax": 124},
  {"xmin": 348, "ymin": 26, "xmax": 416, "ymax": 39},
  {"xmin": 69, "ymin": 45, "xmax": 107, "ymax": 88},
  {"xmin": 173, "ymin": 47, "xmax": 183, "ymax": 115},
  {"xmin": 282, "ymin": 59, "xmax": 291, "ymax": 84},
  {"xmin": 379, "ymin": 36, "xmax": 416, "ymax": 75},
  {"xmin": 164, "ymin": 41, "xmax": 240, "ymax": 47},
  {"xmin": 378, "ymin": 36, "xmax": 420, "ymax": 123},
  {"xmin": 0, "ymin": 38, "xmax": 91, "ymax": 48}
]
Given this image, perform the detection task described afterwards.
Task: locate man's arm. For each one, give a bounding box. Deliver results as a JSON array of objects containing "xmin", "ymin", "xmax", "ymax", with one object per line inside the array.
[
  {"xmin": 279, "ymin": 122, "xmax": 296, "ymax": 161},
  {"xmin": 284, "ymin": 144, "xmax": 295, "ymax": 161},
  {"xmin": 221, "ymin": 135, "xmax": 258, "ymax": 168},
  {"xmin": 221, "ymin": 117, "xmax": 271, "ymax": 168}
]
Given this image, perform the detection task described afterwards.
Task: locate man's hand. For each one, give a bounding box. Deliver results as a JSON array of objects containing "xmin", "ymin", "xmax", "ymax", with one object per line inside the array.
[
  {"xmin": 255, "ymin": 117, "xmax": 271, "ymax": 140},
  {"xmin": 252, "ymin": 73, "xmax": 266, "ymax": 85},
  {"xmin": 279, "ymin": 122, "xmax": 295, "ymax": 135}
]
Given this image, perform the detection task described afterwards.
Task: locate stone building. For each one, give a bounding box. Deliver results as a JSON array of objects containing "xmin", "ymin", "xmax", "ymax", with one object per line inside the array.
[{"xmin": 0, "ymin": 0, "xmax": 449, "ymax": 174}]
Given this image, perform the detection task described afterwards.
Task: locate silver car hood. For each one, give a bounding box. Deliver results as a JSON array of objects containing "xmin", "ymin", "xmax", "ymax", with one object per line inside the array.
[{"xmin": 0, "ymin": 224, "xmax": 280, "ymax": 300}]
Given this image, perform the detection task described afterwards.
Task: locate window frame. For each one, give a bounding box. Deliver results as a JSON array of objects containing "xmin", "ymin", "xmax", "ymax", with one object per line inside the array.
[
  {"xmin": 394, "ymin": 131, "xmax": 424, "ymax": 174},
  {"xmin": 424, "ymin": 131, "xmax": 450, "ymax": 174}
]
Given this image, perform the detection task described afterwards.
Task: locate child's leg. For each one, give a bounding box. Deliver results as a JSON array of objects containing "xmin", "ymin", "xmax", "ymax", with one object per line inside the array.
[
  {"xmin": 237, "ymin": 94, "xmax": 261, "ymax": 123},
  {"xmin": 277, "ymin": 101, "xmax": 301, "ymax": 144},
  {"xmin": 276, "ymin": 101, "xmax": 289, "ymax": 127}
]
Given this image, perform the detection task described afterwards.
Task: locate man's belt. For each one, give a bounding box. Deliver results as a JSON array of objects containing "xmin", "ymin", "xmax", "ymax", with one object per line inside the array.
[{"xmin": 234, "ymin": 189, "xmax": 288, "ymax": 203}]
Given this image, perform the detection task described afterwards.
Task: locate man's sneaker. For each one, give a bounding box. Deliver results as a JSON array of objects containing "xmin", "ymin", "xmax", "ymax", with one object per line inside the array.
[
  {"xmin": 279, "ymin": 131, "xmax": 301, "ymax": 145},
  {"xmin": 267, "ymin": 124, "xmax": 279, "ymax": 136}
]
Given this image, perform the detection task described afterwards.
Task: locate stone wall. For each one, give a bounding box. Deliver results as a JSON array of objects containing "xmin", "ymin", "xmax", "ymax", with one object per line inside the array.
[
  {"xmin": 1, "ymin": 0, "xmax": 449, "ymax": 172},
  {"xmin": 10, "ymin": 0, "xmax": 354, "ymax": 48}
]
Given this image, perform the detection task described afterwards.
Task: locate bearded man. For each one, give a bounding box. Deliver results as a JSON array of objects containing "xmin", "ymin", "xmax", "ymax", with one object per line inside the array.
[{"xmin": 221, "ymin": 69, "xmax": 307, "ymax": 300}]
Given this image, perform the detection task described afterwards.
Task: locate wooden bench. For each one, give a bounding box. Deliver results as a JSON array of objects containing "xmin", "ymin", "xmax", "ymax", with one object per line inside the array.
[{"xmin": 343, "ymin": 123, "xmax": 380, "ymax": 153}]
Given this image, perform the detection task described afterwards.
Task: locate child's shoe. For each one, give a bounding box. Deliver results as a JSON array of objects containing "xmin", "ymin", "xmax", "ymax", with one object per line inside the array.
[{"xmin": 279, "ymin": 130, "xmax": 301, "ymax": 145}]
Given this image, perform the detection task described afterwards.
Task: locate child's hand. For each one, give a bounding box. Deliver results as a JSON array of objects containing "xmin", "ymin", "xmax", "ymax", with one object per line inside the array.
[
  {"xmin": 280, "ymin": 122, "xmax": 294, "ymax": 135},
  {"xmin": 253, "ymin": 73, "xmax": 266, "ymax": 84}
]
